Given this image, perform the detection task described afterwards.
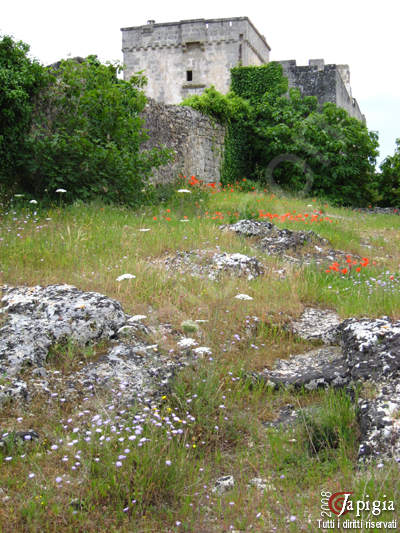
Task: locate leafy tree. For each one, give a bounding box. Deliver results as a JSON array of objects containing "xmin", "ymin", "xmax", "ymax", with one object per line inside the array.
[
  {"xmin": 378, "ymin": 139, "xmax": 400, "ymax": 206},
  {"xmin": 182, "ymin": 63, "xmax": 380, "ymax": 206},
  {"xmin": 252, "ymin": 93, "xmax": 380, "ymax": 205},
  {"xmin": 0, "ymin": 35, "xmax": 49, "ymax": 190},
  {"xmin": 24, "ymin": 56, "xmax": 170, "ymax": 205}
]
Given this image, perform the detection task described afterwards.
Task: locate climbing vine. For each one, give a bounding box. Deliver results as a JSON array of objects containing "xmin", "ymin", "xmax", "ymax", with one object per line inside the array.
[
  {"xmin": 182, "ymin": 62, "xmax": 380, "ymax": 206},
  {"xmin": 230, "ymin": 62, "xmax": 288, "ymax": 102}
]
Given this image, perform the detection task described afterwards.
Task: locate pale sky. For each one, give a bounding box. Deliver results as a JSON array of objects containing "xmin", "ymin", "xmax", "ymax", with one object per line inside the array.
[{"xmin": 1, "ymin": 0, "xmax": 399, "ymax": 163}]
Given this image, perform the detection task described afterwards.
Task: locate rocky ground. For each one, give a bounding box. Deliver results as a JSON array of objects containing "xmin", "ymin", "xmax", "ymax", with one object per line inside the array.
[
  {"xmin": 1, "ymin": 283, "xmax": 399, "ymax": 465},
  {"xmin": 1, "ymin": 220, "xmax": 399, "ymax": 469},
  {"xmin": 356, "ymin": 207, "xmax": 400, "ymax": 215},
  {"xmin": 220, "ymin": 219, "xmax": 360, "ymax": 265},
  {"xmin": 260, "ymin": 308, "xmax": 400, "ymax": 463},
  {"xmin": 0, "ymin": 284, "xmax": 206, "ymax": 409},
  {"xmin": 150, "ymin": 249, "xmax": 265, "ymax": 281},
  {"xmin": 149, "ymin": 218, "xmax": 362, "ymax": 282}
]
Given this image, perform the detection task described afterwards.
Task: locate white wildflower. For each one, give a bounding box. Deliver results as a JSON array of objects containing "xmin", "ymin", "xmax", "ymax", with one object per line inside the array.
[
  {"xmin": 234, "ymin": 294, "xmax": 253, "ymax": 300},
  {"xmin": 177, "ymin": 337, "xmax": 198, "ymax": 349},
  {"xmin": 193, "ymin": 346, "xmax": 212, "ymax": 356},
  {"xmin": 116, "ymin": 273, "xmax": 136, "ymax": 282}
]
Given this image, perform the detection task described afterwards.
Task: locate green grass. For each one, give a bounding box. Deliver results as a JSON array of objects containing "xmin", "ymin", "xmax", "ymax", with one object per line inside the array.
[{"xmin": 1, "ymin": 185, "xmax": 400, "ymax": 531}]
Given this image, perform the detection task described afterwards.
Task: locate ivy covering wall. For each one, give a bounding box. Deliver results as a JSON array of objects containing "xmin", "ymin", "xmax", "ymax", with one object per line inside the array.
[
  {"xmin": 230, "ymin": 62, "xmax": 288, "ymax": 102},
  {"xmin": 222, "ymin": 63, "xmax": 289, "ymax": 184},
  {"xmin": 183, "ymin": 62, "xmax": 380, "ymax": 206}
]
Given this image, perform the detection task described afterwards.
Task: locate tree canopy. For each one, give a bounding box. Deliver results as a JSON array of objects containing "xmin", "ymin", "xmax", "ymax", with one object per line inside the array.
[
  {"xmin": 0, "ymin": 35, "xmax": 170, "ymax": 205},
  {"xmin": 182, "ymin": 63, "xmax": 380, "ymax": 206}
]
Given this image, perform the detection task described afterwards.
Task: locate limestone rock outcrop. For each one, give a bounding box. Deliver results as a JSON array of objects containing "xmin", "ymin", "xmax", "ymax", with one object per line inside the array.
[
  {"xmin": 0, "ymin": 284, "xmax": 187, "ymax": 406},
  {"xmin": 151, "ymin": 249, "xmax": 264, "ymax": 281},
  {"xmin": 220, "ymin": 219, "xmax": 358, "ymax": 264},
  {"xmin": 261, "ymin": 309, "xmax": 400, "ymax": 462}
]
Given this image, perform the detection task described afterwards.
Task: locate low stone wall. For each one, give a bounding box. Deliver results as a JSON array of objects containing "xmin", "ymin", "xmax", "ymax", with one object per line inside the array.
[{"xmin": 140, "ymin": 98, "xmax": 225, "ymax": 184}]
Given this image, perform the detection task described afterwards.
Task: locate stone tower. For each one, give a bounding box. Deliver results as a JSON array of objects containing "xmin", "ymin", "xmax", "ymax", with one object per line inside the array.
[
  {"xmin": 121, "ymin": 17, "xmax": 271, "ymax": 104},
  {"xmin": 279, "ymin": 59, "xmax": 365, "ymax": 122},
  {"xmin": 121, "ymin": 17, "xmax": 364, "ymax": 122}
]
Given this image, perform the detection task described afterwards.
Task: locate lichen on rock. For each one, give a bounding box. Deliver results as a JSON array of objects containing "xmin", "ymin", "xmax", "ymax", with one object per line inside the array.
[{"xmin": 0, "ymin": 284, "xmax": 190, "ymax": 407}]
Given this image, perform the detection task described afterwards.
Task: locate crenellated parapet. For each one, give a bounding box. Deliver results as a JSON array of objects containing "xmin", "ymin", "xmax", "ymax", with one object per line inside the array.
[
  {"xmin": 121, "ymin": 17, "xmax": 270, "ymax": 104},
  {"xmin": 278, "ymin": 59, "xmax": 365, "ymax": 122},
  {"xmin": 121, "ymin": 18, "xmax": 365, "ymax": 122}
]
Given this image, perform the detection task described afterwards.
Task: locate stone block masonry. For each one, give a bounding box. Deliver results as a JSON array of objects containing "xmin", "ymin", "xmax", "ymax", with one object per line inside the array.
[
  {"xmin": 122, "ymin": 17, "xmax": 271, "ymax": 105},
  {"xmin": 121, "ymin": 17, "xmax": 365, "ymax": 122},
  {"xmin": 123, "ymin": 18, "xmax": 366, "ymax": 185},
  {"xmin": 140, "ymin": 98, "xmax": 225, "ymax": 184},
  {"xmin": 279, "ymin": 59, "xmax": 365, "ymax": 122}
]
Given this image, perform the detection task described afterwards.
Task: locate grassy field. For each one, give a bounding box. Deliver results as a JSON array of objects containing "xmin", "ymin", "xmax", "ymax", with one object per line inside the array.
[{"xmin": 1, "ymin": 182, "xmax": 399, "ymax": 532}]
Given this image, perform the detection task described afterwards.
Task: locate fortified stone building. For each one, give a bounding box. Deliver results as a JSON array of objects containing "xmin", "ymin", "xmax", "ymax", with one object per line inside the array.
[
  {"xmin": 121, "ymin": 16, "xmax": 365, "ymax": 122},
  {"xmin": 121, "ymin": 17, "xmax": 270, "ymax": 104},
  {"xmin": 279, "ymin": 59, "xmax": 364, "ymax": 122}
]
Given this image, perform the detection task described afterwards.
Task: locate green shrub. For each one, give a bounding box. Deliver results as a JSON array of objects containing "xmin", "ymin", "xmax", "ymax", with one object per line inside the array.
[
  {"xmin": 181, "ymin": 85, "xmax": 249, "ymax": 124},
  {"xmin": 183, "ymin": 62, "xmax": 380, "ymax": 206},
  {"xmin": 22, "ymin": 56, "xmax": 170, "ymax": 205},
  {"xmin": 0, "ymin": 34, "xmax": 50, "ymax": 195},
  {"xmin": 378, "ymin": 138, "xmax": 400, "ymax": 206}
]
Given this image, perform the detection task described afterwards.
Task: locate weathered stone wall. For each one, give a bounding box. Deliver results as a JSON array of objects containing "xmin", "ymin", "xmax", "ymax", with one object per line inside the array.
[
  {"xmin": 334, "ymin": 69, "xmax": 364, "ymax": 121},
  {"xmin": 121, "ymin": 17, "xmax": 365, "ymax": 120},
  {"xmin": 278, "ymin": 59, "xmax": 365, "ymax": 122},
  {"xmin": 242, "ymin": 19, "xmax": 271, "ymax": 66},
  {"xmin": 140, "ymin": 98, "xmax": 225, "ymax": 184},
  {"xmin": 121, "ymin": 17, "xmax": 270, "ymax": 104}
]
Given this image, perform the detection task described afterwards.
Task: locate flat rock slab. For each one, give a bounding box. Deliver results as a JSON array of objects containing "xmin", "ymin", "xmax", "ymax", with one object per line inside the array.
[
  {"xmin": 75, "ymin": 343, "xmax": 183, "ymax": 405},
  {"xmin": 260, "ymin": 315, "xmax": 400, "ymax": 462},
  {"xmin": 291, "ymin": 307, "xmax": 341, "ymax": 344},
  {"xmin": 220, "ymin": 220, "xmax": 324, "ymax": 256},
  {"xmin": 151, "ymin": 249, "xmax": 264, "ymax": 281},
  {"xmin": 0, "ymin": 284, "xmax": 127, "ymax": 375},
  {"xmin": 339, "ymin": 317, "xmax": 400, "ymax": 381},
  {"xmin": 339, "ymin": 317, "xmax": 400, "ymax": 461},
  {"xmin": 212, "ymin": 252, "xmax": 264, "ymax": 280},
  {"xmin": 267, "ymin": 316, "xmax": 400, "ymax": 389},
  {"xmin": 358, "ymin": 379, "xmax": 400, "ymax": 462},
  {"xmin": 220, "ymin": 219, "xmax": 359, "ymax": 265},
  {"xmin": 262, "ymin": 346, "xmax": 347, "ymax": 390},
  {"xmin": 0, "ymin": 284, "xmax": 189, "ymax": 407},
  {"xmin": 220, "ymin": 219, "xmax": 276, "ymax": 238}
]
